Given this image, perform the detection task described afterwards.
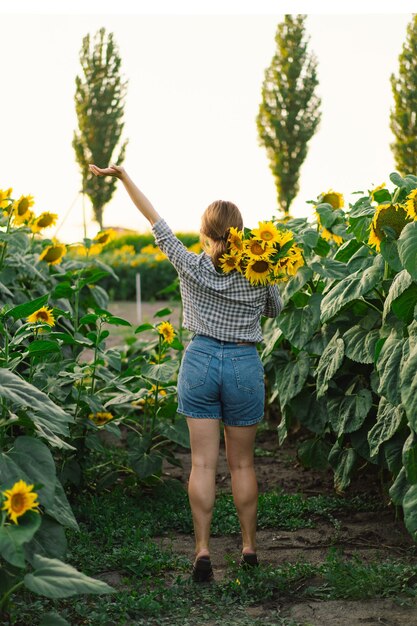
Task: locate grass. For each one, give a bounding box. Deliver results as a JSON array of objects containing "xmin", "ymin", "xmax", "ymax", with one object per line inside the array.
[{"xmin": 7, "ymin": 479, "xmax": 417, "ymax": 626}]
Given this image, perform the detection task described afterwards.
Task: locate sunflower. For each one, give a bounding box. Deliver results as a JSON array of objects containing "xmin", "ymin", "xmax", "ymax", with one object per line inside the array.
[
  {"xmin": 188, "ymin": 242, "xmax": 202, "ymax": 254},
  {"xmin": 250, "ymin": 221, "xmax": 281, "ymax": 244},
  {"xmin": 368, "ymin": 203, "xmax": 413, "ymax": 252},
  {"xmin": 12, "ymin": 194, "xmax": 35, "ymax": 224},
  {"xmin": 2, "ymin": 479, "xmax": 40, "ymax": 524},
  {"xmin": 93, "ymin": 229, "xmax": 115, "ymax": 246},
  {"xmin": 404, "ymin": 189, "xmax": 417, "ymax": 220},
  {"xmin": 320, "ymin": 227, "xmax": 344, "ymax": 246},
  {"xmin": 31, "ymin": 212, "xmax": 58, "ymax": 233},
  {"xmin": 39, "ymin": 242, "xmax": 67, "ymax": 265},
  {"xmin": 244, "ymin": 258, "xmax": 273, "ymax": 285},
  {"xmin": 88, "ymin": 411, "xmax": 113, "ymax": 426},
  {"xmin": 244, "ymin": 238, "xmax": 274, "ymax": 261},
  {"xmin": 228, "ymin": 227, "xmax": 244, "ymax": 253},
  {"xmin": 319, "ymin": 189, "xmax": 344, "ymax": 209},
  {"xmin": 158, "ymin": 321, "xmax": 175, "ymax": 344},
  {"xmin": 26, "ymin": 306, "xmax": 55, "ymax": 327},
  {"xmin": 0, "ymin": 187, "xmax": 13, "ymax": 211},
  {"xmin": 218, "ymin": 249, "xmax": 243, "ymax": 273}
]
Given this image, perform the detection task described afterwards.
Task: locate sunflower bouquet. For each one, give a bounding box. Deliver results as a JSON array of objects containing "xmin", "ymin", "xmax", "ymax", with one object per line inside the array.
[{"xmin": 218, "ymin": 221, "xmax": 304, "ymax": 286}]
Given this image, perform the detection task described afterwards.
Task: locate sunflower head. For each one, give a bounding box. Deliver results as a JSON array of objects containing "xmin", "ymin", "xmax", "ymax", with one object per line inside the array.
[
  {"xmin": 93, "ymin": 229, "xmax": 115, "ymax": 246},
  {"xmin": 244, "ymin": 238, "xmax": 274, "ymax": 260},
  {"xmin": 218, "ymin": 250, "xmax": 243, "ymax": 274},
  {"xmin": 320, "ymin": 227, "xmax": 344, "ymax": 246},
  {"xmin": 88, "ymin": 411, "xmax": 113, "ymax": 426},
  {"xmin": 368, "ymin": 203, "xmax": 413, "ymax": 252},
  {"xmin": 227, "ymin": 227, "xmax": 245, "ymax": 252},
  {"xmin": 1, "ymin": 479, "xmax": 40, "ymax": 524},
  {"xmin": 0, "ymin": 187, "xmax": 13, "ymax": 211},
  {"xmin": 12, "ymin": 195, "xmax": 35, "ymax": 224},
  {"xmin": 244, "ymin": 258, "xmax": 273, "ymax": 285},
  {"xmin": 250, "ymin": 221, "xmax": 281, "ymax": 244},
  {"xmin": 158, "ymin": 321, "xmax": 175, "ymax": 344},
  {"xmin": 319, "ymin": 189, "xmax": 344, "ymax": 209},
  {"xmin": 26, "ymin": 306, "xmax": 55, "ymax": 327},
  {"xmin": 31, "ymin": 212, "xmax": 58, "ymax": 233},
  {"xmin": 404, "ymin": 189, "xmax": 417, "ymax": 220},
  {"xmin": 39, "ymin": 242, "xmax": 67, "ymax": 265}
]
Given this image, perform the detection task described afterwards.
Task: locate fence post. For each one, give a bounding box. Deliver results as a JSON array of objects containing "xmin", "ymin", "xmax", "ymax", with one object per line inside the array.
[{"xmin": 136, "ymin": 273, "xmax": 142, "ymax": 324}]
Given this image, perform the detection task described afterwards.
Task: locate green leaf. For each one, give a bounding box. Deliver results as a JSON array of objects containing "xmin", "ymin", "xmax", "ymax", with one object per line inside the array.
[
  {"xmin": 28, "ymin": 340, "xmax": 61, "ymax": 355},
  {"xmin": 106, "ymin": 315, "xmax": 131, "ymax": 327},
  {"xmin": 342, "ymin": 326, "xmax": 380, "ymax": 364},
  {"xmin": 316, "ymin": 329, "xmax": 344, "ymax": 399},
  {"xmin": 373, "ymin": 188, "xmax": 392, "ymax": 203},
  {"xmin": 79, "ymin": 313, "xmax": 99, "ymax": 325},
  {"xmin": 0, "ymin": 369, "xmax": 74, "ymax": 436},
  {"xmin": 389, "ymin": 172, "xmax": 407, "ymax": 188},
  {"xmin": 320, "ymin": 255, "xmax": 384, "ymax": 323},
  {"xmin": 9, "ymin": 437, "xmax": 57, "ymax": 508},
  {"xmin": 153, "ymin": 307, "xmax": 173, "ymax": 318},
  {"xmin": 400, "ymin": 341, "xmax": 417, "ymax": 431},
  {"xmin": 273, "ymin": 350, "xmax": 311, "ymax": 407},
  {"xmin": 328, "ymin": 441, "xmax": 358, "ymax": 493},
  {"xmin": 376, "ymin": 329, "xmax": 404, "ymax": 406},
  {"xmin": 6, "ymin": 295, "xmax": 49, "ymax": 321},
  {"xmin": 367, "ymin": 398, "xmax": 405, "ymax": 458},
  {"xmin": 402, "ymin": 431, "xmax": 417, "ymax": 484},
  {"xmin": 159, "ymin": 415, "xmax": 190, "ymax": 448},
  {"xmin": 382, "ymin": 269, "xmax": 413, "ymax": 323},
  {"xmin": 398, "ymin": 221, "xmax": 417, "ymax": 280},
  {"xmin": 25, "ymin": 516, "xmax": 67, "ymax": 562},
  {"xmin": 134, "ymin": 323, "xmax": 154, "ymax": 334},
  {"xmin": 0, "ymin": 511, "xmax": 42, "ymax": 568},
  {"xmin": 45, "ymin": 479, "xmax": 79, "ymax": 531},
  {"xmin": 402, "ymin": 484, "xmax": 417, "ymax": 539},
  {"xmin": 141, "ymin": 360, "xmax": 178, "ymax": 383},
  {"xmin": 24, "ymin": 554, "xmax": 114, "ymax": 598},
  {"xmin": 389, "ymin": 467, "xmax": 410, "ymax": 506},
  {"xmin": 336, "ymin": 388, "xmax": 373, "ymax": 436},
  {"xmin": 276, "ymin": 294, "xmax": 321, "ymax": 350},
  {"xmin": 297, "ymin": 437, "xmax": 331, "ymax": 470}
]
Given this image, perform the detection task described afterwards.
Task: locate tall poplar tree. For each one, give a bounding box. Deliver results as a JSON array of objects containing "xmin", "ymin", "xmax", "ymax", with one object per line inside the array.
[
  {"xmin": 73, "ymin": 27, "xmax": 128, "ymax": 230},
  {"xmin": 390, "ymin": 14, "xmax": 417, "ymax": 176},
  {"xmin": 257, "ymin": 14, "xmax": 321, "ymax": 215}
]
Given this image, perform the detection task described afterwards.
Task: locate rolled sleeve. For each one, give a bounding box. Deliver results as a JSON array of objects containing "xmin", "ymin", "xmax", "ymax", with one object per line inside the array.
[
  {"xmin": 151, "ymin": 218, "xmax": 198, "ymax": 274},
  {"xmin": 263, "ymin": 284, "xmax": 283, "ymax": 318}
]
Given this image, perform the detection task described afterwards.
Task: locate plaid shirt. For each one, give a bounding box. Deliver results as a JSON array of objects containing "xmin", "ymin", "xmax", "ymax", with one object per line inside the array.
[{"xmin": 151, "ymin": 218, "xmax": 283, "ymax": 343}]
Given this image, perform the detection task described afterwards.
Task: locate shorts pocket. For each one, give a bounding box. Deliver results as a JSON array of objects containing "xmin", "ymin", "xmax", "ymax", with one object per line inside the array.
[
  {"xmin": 232, "ymin": 354, "xmax": 264, "ymax": 393},
  {"xmin": 179, "ymin": 349, "xmax": 212, "ymax": 389}
]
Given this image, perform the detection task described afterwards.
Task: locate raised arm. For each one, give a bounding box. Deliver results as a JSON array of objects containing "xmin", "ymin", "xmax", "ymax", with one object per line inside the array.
[{"xmin": 88, "ymin": 164, "xmax": 161, "ymax": 225}]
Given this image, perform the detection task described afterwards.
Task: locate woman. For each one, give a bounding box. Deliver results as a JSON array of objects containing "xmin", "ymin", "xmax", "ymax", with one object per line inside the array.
[{"xmin": 89, "ymin": 163, "xmax": 283, "ymax": 582}]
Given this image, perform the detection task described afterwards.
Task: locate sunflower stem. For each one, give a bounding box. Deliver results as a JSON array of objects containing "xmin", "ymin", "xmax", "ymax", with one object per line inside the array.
[
  {"xmin": 0, "ymin": 580, "xmax": 24, "ymax": 613},
  {"xmin": 151, "ymin": 335, "xmax": 162, "ymax": 433},
  {"xmin": 0, "ymin": 211, "xmax": 13, "ymax": 271},
  {"xmin": 383, "ymin": 260, "xmax": 390, "ymax": 281}
]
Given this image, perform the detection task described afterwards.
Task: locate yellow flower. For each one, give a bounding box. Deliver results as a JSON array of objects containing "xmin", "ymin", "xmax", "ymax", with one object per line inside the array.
[
  {"xmin": 158, "ymin": 321, "xmax": 175, "ymax": 344},
  {"xmin": 319, "ymin": 189, "xmax": 344, "ymax": 209},
  {"xmin": 2, "ymin": 479, "xmax": 40, "ymax": 524},
  {"xmin": 188, "ymin": 242, "xmax": 202, "ymax": 254},
  {"xmin": 320, "ymin": 227, "xmax": 344, "ymax": 246},
  {"xmin": 141, "ymin": 244, "xmax": 160, "ymax": 255},
  {"xmin": 244, "ymin": 258, "xmax": 273, "ymax": 285},
  {"xmin": 227, "ymin": 227, "xmax": 244, "ymax": 253},
  {"xmin": 26, "ymin": 306, "xmax": 55, "ymax": 327},
  {"xmin": 404, "ymin": 189, "xmax": 417, "ymax": 220},
  {"xmin": 93, "ymin": 229, "xmax": 115, "ymax": 246},
  {"xmin": 250, "ymin": 221, "xmax": 281, "ymax": 244},
  {"xmin": 368, "ymin": 203, "xmax": 413, "ymax": 252},
  {"xmin": 218, "ymin": 250, "xmax": 243, "ymax": 273},
  {"xmin": 88, "ymin": 411, "xmax": 113, "ymax": 426},
  {"xmin": 235, "ymin": 578, "xmax": 241, "ymax": 585},
  {"xmin": 31, "ymin": 211, "xmax": 58, "ymax": 233},
  {"xmin": 244, "ymin": 238, "xmax": 274, "ymax": 261},
  {"xmin": 0, "ymin": 187, "xmax": 13, "ymax": 211},
  {"xmin": 39, "ymin": 242, "xmax": 67, "ymax": 265},
  {"xmin": 12, "ymin": 194, "xmax": 35, "ymax": 224}
]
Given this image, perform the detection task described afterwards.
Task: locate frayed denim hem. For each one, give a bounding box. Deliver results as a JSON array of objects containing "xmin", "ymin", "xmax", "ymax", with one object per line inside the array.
[{"xmin": 177, "ymin": 408, "xmax": 222, "ymax": 419}]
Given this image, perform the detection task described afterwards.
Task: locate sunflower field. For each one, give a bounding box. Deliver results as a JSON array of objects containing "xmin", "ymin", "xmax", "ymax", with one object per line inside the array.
[{"xmin": 1, "ymin": 171, "xmax": 417, "ymax": 620}]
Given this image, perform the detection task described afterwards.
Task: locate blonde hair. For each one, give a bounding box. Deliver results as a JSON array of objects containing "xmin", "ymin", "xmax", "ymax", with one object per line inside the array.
[{"xmin": 200, "ymin": 200, "xmax": 243, "ymax": 268}]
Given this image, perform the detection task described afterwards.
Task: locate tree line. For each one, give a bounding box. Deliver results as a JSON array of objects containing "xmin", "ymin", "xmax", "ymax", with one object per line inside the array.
[{"xmin": 72, "ymin": 15, "xmax": 417, "ymax": 229}]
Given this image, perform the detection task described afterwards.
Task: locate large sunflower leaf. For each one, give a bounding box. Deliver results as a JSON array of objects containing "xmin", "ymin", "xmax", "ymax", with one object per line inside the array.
[
  {"xmin": 315, "ymin": 329, "xmax": 345, "ymax": 399},
  {"xmin": 398, "ymin": 221, "xmax": 417, "ymax": 280},
  {"xmin": 368, "ymin": 398, "xmax": 405, "ymax": 458}
]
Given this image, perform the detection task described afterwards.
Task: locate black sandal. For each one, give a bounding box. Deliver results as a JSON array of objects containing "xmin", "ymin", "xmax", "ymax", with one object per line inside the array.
[
  {"xmin": 239, "ymin": 552, "xmax": 259, "ymax": 567},
  {"xmin": 192, "ymin": 556, "xmax": 214, "ymax": 582}
]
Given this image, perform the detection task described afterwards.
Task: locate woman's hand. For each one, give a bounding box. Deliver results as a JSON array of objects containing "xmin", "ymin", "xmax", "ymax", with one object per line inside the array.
[{"xmin": 89, "ymin": 163, "xmax": 126, "ymax": 179}]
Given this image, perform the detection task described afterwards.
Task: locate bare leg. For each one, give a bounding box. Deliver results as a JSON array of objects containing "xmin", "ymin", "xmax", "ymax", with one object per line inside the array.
[
  {"xmin": 186, "ymin": 418, "xmax": 220, "ymax": 560},
  {"xmin": 224, "ymin": 423, "xmax": 258, "ymax": 554}
]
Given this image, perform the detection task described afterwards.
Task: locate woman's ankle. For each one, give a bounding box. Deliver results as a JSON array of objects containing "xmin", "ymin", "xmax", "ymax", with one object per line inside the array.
[{"xmin": 195, "ymin": 548, "xmax": 210, "ymax": 560}]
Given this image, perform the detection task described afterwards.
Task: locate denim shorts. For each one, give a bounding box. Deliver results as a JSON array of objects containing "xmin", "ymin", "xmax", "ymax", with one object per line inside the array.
[{"xmin": 177, "ymin": 334, "xmax": 265, "ymax": 426}]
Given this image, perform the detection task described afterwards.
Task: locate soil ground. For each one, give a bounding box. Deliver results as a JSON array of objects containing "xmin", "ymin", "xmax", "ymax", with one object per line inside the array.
[{"xmin": 104, "ymin": 302, "xmax": 417, "ymax": 625}]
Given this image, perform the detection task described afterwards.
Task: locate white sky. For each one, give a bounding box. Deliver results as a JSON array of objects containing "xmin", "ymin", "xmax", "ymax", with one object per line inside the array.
[{"xmin": 0, "ymin": 1, "xmax": 413, "ymax": 243}]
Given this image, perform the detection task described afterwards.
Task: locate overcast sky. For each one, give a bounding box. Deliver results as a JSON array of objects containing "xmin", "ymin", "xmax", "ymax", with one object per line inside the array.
[{"xmin": 0, "ymin": 1, "xmax": 413, "ymax": 242}]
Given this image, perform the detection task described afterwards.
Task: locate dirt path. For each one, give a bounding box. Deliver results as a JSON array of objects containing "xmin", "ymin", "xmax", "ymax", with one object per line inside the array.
[{"xmin": 158, "ymin": 432, "xmax": 417, "ymax": 625}]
